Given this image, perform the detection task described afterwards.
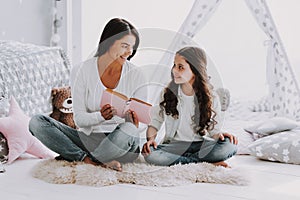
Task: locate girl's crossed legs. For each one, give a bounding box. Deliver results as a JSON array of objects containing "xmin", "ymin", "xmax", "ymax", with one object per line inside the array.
[{"xmin": 144, "ymin": 137, "xmax": 237, "ymax": 167}]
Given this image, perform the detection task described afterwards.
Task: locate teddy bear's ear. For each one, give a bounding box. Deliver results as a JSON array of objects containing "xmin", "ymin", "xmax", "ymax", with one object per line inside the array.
[{"xmin": 51, "ymin": 88, "xmax": 59, "ymax": 97}]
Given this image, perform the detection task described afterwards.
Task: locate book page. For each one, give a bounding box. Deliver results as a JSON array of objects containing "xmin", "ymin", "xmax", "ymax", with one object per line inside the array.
[
  {"xmin": 100, "ymin": 89, "xmax": 128, "ymax": 118},
  {"xmin": 129, "ymin": 98, "xmax": 152, "ymax": 124}
]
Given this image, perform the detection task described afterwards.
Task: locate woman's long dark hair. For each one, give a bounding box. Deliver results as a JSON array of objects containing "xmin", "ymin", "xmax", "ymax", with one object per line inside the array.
[
  {"xmin": 94, "ymin": 18, "xmax": 140, "ymax": 60},
  {"xmin": 160, "ymin": 47, "xmax": 217, "ymax": 136}
]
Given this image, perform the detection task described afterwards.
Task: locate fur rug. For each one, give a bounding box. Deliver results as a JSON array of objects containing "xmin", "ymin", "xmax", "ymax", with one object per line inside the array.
[{"xmin": 32, "ymin": 159, "xmax": 249, "ymax": 187}]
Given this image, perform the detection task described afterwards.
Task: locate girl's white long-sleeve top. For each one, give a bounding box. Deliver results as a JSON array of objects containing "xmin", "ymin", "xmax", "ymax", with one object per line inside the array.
[
  {"xmin": 149, "ymin": 87, "xmax": 222, "ymax": 143},
  {"xmin": 70, "ymin": 57, "xmax": 148, "ymax": 135}
]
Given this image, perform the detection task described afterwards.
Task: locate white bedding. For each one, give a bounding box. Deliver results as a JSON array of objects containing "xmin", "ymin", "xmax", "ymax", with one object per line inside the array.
[{"xmin": 225, "ymin": 98, "xmax": 271, "ymax": 122}]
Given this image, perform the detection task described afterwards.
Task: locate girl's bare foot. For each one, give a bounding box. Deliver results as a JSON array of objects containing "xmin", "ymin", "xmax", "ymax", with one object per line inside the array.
[
  {"xmin": 103, "ymin": 160, "xmax": 122, "ymax": 171},
  {"xmin": 212, "ymin": 161, "xmax": 230, "ymax": 168}
]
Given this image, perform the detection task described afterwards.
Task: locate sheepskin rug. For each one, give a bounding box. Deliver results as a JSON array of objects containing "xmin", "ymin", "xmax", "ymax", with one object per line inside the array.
[{"xmin": 32, "ymin": 159, "xmax": 249, "ymax": 187}]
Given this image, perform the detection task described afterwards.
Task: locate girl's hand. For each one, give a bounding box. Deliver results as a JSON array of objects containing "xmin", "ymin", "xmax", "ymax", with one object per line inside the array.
[
  {"xmin": 125, "ymin": 110, "xmax": 139, "ymax": 128},
  {"xmin": 141, "ymin": 140, "xmax": 157, "ymax": 157},
  {"xmin": 213, "ymin": 132, "xmax": 238, "ymax": 145},
  {"xmin": 100, "ymin": 104, "xmax": 116, "ymax": 120}
]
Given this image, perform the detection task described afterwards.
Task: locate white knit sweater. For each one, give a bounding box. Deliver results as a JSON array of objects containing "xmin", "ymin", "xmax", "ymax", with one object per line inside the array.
[{"xmin": 70, "ymin": 57, "xmax": 147, "ymax": 135}]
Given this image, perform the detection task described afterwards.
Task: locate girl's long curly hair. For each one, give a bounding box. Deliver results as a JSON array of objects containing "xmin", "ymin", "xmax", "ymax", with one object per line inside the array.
[{"xmin": 160, "ymin": 47, "xmax": 217, "ymax": 136}]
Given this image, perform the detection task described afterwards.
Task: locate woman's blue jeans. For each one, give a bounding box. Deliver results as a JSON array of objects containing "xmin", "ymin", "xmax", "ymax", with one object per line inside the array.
[
  {"xmin": 29, "ymin": 114, "xmax": 140, "ymax": 164},
  {"xmin": 144, "ymin": 137, "xmax": 237, "ymax": 166}
]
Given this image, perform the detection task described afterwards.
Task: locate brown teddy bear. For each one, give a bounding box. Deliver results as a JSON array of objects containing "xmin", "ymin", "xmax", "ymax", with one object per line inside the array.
[{"xmin": 50, "ymin": 86, "xmax": 76, "ymax": 129}]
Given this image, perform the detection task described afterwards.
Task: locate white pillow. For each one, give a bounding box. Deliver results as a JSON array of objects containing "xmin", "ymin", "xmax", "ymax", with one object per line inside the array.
[
  {"xmin": 244, "ymin": 117, "xmax": 300, "ymax": 136},
  {"xmin": 248, "ymin": 130, "xmax": 300, "ymax": 164}
]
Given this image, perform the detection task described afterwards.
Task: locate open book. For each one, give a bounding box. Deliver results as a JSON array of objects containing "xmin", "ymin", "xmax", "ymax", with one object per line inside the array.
[{"xmin": 100, "ymin": 89, "xmax": 152, "ymax": 124}]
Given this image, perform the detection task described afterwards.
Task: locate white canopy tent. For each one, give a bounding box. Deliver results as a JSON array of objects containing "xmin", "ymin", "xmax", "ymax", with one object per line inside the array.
[{"xmin": 156, "ymin": 0, "xmax": 300, "ymax": 121}]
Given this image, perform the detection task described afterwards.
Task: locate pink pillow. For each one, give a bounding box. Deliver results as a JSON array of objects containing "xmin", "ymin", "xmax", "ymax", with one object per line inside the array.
[{"xmin": 0, "ymin": 96, "xmax": 56, "ymax": 164}]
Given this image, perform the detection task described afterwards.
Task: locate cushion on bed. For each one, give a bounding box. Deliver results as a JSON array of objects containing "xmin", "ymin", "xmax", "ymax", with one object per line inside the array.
[
  {"xmin": 0, "ymin": 132, "xmax": 8, "ymax": 163},
  {"xmin": 0, "ymin": 40, "xmax": 71, "ymax": 117},
  {"xmin": 248, "ymin": 96, "xmax": 270, "ymax": 112},
  {"xmin": 244, "ymin": 117, "xmax": 300, "ymax": 138},
  {"xmin": 248, "ymin": 129, "xmax": 300, "ymax": 164},
  {"xmin": 0, "ymin": 96, "xmax": 56, "ymax": 164},
  {"xmin": 221, "ymin": 120, "xmax": 255, "ymax": 155}
]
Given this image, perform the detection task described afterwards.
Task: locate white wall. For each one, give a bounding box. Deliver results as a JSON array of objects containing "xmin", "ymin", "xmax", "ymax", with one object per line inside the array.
[
  {"xmin": 0, "ymin": 0, "xmax": 69, "ymax": 51},
  {"xmin": 81, "ymin": 0, "xmax": 194, "ymax": 60},
  {"xmin": 79, "ymin": 0, "xmax": 300, "ymax": 100},
  {"xmin": 1, "ymin": 0, "xmax": 298, "ymax": 100},
  {"xmin": 194, "ymin": 0, "xmax": 269, "ymax": 100},
  {"xmin": 0, "ymin": 0, "xmax": 53, "ymax": 46}
]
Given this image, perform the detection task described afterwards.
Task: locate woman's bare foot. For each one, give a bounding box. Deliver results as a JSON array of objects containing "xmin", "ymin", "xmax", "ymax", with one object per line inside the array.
[
  {"xmin": 83, "ymin": 156, "xmax": 99, "ymax": 166},
  {"xmin": 212, "ymin": 161, "xmax": 230, "ymax": 168},
  {"xmin": 103, "ymin": 160, "xmax": 122, "ymax": 172},
  {"xmin": 83, "ymin": 157, "xmax": 122, "ymax": 171}
]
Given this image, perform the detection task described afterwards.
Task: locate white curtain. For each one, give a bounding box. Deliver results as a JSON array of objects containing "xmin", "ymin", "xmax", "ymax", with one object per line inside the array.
[{"xmin": 245, "ymin": 0, "xmax": 300, "ymax": 120}]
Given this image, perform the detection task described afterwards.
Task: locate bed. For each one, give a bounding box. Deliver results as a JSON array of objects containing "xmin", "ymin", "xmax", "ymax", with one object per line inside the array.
[{"xmin": 0, "ymin": 41, "xmax": 300, "ymax": 200}]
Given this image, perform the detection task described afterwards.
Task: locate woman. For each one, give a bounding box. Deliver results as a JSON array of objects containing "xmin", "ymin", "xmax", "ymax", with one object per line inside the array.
[
  {"xmin": 30, "ymin": 18, "xmax": 147, "ymax": 171},
  {"xmin": 142, "ymin": 46, "xmax": 237, "ymax": 167}
]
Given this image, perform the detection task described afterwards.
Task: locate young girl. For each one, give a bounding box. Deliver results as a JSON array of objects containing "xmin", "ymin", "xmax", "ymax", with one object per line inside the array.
[{"xmin": 142, "ymin": 46, "xmax": 237, "ymax": 167}]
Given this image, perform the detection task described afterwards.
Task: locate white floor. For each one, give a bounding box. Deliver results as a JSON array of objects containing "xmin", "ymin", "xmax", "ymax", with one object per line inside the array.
[{"xmin": 1, "ymin": 155, "xmax": 300, "ymax": 200}]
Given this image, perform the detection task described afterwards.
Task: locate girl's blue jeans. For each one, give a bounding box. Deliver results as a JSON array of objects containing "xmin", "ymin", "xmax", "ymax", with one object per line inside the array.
[{"xmin": 144, "ymin": 137, "xmax": 237, "ymax": 166}]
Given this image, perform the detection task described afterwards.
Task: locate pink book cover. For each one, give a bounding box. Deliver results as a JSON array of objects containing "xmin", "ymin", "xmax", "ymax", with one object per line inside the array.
[
  {"xmin": 100, "ymin": 89, "xmax": 128, "ymax": 118},
  {"xmin": 129, "ymin": 98, "xmax": 152, "ymax": 124},
  {"xmin": 100, "ymin": 89, "xmax": 152, "ymax": 124}
]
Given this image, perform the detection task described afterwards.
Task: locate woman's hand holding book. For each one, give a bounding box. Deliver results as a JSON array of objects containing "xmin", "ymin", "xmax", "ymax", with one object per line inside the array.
[{"xmin": 100, "ymin": 104, "xmax": 117, "ymax": 120}]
